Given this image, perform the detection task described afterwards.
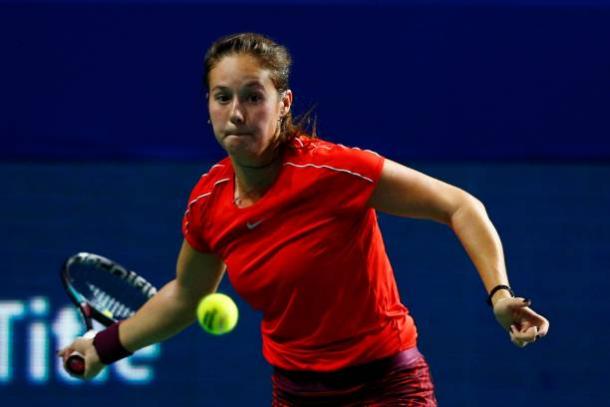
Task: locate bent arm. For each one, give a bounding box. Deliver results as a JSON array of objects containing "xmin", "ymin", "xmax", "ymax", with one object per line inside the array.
[
  {"xmin": 368, "ymin": 159, "xmax": 510, "ymax": 304},
  {"xmin": 119, "ymin": 239, "xmax": 226, "ymax": 352}
]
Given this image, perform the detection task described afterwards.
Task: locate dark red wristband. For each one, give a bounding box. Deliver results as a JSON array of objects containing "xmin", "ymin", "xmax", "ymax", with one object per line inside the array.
[{"xmin": 93, "ymin": 322, "xmax": 133, "ymax": 364}]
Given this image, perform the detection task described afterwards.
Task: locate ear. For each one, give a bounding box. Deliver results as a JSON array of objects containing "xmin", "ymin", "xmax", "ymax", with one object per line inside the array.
[{"xmin": 280, "ymin": 90, "xmax": 293, "ymax": 116}]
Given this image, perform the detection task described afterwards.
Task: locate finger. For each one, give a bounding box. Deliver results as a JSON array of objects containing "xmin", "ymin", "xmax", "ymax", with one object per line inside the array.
[
  {"xmin": 517, "ymin": 319, "xmax": 533, "ymax": 331},
  {"xmin": 513, "ymin": 297, "xmax": 532, "ymax": 309},
  {"xmin": 70, "ymin": 338, "xmax": 91, "ymax": 354},
  {"xmin": 510, "ymin": 325, "xmax": 535, "ymax": 347},
  {"xmin": 515, "ymin": 324, "xmax": 538, "ymax": 340},
  {"xmin": 499, "ymin": 297, "xmax": 532, "ymax": 316},
  {"xmin": 514, "ymin": 308, "xmax": 550, "ymax": 338},
  {"xmin": 57, "ymin": 347, "xmax": 74, "ymax": 360},
  {"xmin": 509, "ymin": 327, "xmax": 526, "ymax": 348},
  {"xmin": 524, "ymin": 325, "xmax": 538, "ymax": 339},
  {"xmin": 507, "ymin": 297, "xmax": 530, "ymax": 304},
  {"xmin": 59, "ymin": 351, "xmax": 70, "ymax": 364},
  {"xmin": 536, "ymin": 316, "xmax": 550, "ymax": 338}
]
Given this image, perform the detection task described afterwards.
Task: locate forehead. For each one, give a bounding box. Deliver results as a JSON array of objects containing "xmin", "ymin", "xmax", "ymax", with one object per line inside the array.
[{"xmin": 209, "ymin": 54, "xmax": 274, "ymax": 90}]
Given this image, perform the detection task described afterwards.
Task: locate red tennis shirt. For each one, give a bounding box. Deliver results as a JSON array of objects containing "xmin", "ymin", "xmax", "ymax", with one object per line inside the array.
[{"xmin": 182, "ymin": 136, "xmax": 417, "ymax": 371}]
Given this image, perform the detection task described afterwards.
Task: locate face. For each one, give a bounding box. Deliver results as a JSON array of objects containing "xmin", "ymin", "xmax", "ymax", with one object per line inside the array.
[{"xmin": 208, "ymin": 53, "xmax": 292, "ymax": 166}]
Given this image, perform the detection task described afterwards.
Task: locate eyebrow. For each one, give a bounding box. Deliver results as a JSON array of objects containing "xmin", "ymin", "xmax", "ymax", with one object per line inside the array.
[{"xmin": 211, "ymin": 80, "xmax": 266, "ymax": 92}]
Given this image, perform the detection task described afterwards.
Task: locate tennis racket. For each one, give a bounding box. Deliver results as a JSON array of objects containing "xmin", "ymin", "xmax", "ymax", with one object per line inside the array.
[{"xmin": 60, "ymin": 252, "xmax": 157, "ymax": 376}]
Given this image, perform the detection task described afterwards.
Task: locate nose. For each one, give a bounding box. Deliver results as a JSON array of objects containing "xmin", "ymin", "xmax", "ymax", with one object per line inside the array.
[{"xmin": 229, "ymin": 99, "xmax": 245, "ymax": 125}]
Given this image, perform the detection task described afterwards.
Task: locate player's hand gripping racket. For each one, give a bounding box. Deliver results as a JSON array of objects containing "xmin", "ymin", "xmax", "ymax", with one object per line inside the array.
[{"xmin": 60, "ymin": 252, "xmax": 157, "ymax": 376}]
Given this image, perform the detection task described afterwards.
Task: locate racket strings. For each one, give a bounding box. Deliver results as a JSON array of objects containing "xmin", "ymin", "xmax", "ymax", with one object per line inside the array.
[
  {"xmin": 88, "ymin": 283, "xmax": 135, "ymax": 319},
  {"xmin": 68, "ymin": 261, "xmax": 150, "ymax": 321}
]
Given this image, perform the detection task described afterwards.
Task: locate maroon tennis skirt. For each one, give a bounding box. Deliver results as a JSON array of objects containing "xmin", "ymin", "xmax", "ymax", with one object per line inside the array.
[{"xmin": 271, "ymin": 347, "xmax": 437, "ymax": 406}]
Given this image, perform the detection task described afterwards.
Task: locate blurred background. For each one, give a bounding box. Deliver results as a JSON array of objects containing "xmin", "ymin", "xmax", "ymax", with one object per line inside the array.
[{"xmin": 1, "ymin": 0, "xmax": 608, "ymax": 405}]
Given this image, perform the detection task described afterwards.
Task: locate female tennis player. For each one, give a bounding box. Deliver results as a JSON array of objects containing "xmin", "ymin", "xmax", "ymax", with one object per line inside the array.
[{"xmin": 59, "ymin": 33, "xmax": 550, "ymax": 405}]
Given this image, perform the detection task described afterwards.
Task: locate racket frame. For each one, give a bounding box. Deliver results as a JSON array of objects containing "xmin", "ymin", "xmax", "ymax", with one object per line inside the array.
[{"xmin": 60, "ymin": 252, "xmax": 157, "ymax": 376}]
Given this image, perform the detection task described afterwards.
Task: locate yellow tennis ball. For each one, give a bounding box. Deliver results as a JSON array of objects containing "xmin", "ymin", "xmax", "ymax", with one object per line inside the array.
[{"xmin": 196, "ymin": 293, "xmax": 238, "ymax": 335}]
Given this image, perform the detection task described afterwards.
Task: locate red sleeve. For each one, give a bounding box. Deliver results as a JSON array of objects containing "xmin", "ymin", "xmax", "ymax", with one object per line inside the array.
[
  {"xmin": 322, "ymin": 144, "xmax": 385, "ymax": 213},
  {"xmin": 182, "ymin": 186, "xmax": 212, "ymax": 253}
]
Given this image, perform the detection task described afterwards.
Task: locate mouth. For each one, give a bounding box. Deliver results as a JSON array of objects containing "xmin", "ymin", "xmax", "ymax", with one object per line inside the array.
[{"xmin": 225, "ymin": 131, "xmax": 253, "ymax": 138}]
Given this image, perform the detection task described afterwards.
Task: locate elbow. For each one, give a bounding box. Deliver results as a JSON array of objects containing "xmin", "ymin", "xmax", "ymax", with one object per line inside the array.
[
  {"xmin": 448, "ymin": 192, "xmax": 487, "ymax": 227},
  {"xmin": 467, "ymin": 194, "xmax": 487, "ymax": 215}
]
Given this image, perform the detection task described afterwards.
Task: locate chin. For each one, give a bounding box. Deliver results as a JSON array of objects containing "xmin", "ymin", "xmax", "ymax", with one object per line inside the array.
[{"xmin": 224, "ymin": 138, "xmax": 259, "ymax": 159}]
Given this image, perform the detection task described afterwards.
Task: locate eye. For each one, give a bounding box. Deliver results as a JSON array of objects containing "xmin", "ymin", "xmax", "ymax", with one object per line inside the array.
[
  {"xmin": 214, "ymin": 93, "xmax": 231, "ymax": 104},
  {"xmin": 247, "ymin": 93, "xmax": 264, "ymax": 103}
]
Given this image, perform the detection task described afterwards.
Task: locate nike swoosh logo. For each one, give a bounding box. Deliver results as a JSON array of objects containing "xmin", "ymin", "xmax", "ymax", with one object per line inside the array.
[{"xmin": 246, "ymin": 220, "xmax": 264, "ymax": 230}]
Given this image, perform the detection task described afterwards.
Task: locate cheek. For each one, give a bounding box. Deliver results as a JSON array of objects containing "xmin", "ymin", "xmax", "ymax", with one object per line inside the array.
[
  {"xmin": 254, "ymin": 105, "xmax": 278, "ymax": 129},
  {"xmin": 254, "ymin": 110, "xmax": 271, "ymax": 128},
  {"xmin": 208, "ymin": 104, "xmax": 224, "ymax": 122}
]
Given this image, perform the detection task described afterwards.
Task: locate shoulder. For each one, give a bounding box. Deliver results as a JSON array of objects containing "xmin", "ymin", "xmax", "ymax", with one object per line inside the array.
[
  {"xmin": 285, "ymin": 136, "xmax": 384, "ymax": 184},
  {"xmin": 186, "ymin": 157, "xmax": 232, "ymax": 206}
]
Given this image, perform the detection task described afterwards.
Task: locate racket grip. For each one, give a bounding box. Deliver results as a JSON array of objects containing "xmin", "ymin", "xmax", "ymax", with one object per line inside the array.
[
  {"xmin": 64, "ymin": 330, "xmax": 96, "ymax": 376},
  {"xmin": 65, "ymin": 353, "xmax": 86, "ymax": 375}
]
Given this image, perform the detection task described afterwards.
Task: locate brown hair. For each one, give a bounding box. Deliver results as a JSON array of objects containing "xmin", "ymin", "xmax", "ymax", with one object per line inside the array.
[{"xmin": 203, "ymin": 32, "xmax": 317, "ymax": 144}]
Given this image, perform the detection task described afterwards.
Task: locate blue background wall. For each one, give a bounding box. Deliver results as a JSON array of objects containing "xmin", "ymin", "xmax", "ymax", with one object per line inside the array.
[
  {"xmin": 1, "ymin": 1, "xmax": 609, "ymax": 406},
  {"xmin": 2, "ymin": 0, "xmax": 609, "ymax": 161}
]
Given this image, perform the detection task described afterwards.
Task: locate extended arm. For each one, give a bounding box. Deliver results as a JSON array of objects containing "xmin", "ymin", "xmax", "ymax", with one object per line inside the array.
[
  {"xmin": 368, "ymin": 159, "xmax": 549, "ymax": 347},
  {"xmin": 59, "ymin": 240, "xmax": 226, "ymax": 378},
  {"xmin": 119, "ymin": 240, "xmax": 226, "ymax": 350}
]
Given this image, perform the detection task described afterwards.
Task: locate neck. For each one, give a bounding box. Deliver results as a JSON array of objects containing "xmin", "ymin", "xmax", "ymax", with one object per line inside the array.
[{"xmin": 231, "ymin": 149, "xmax": 283, "ymax": 206}]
